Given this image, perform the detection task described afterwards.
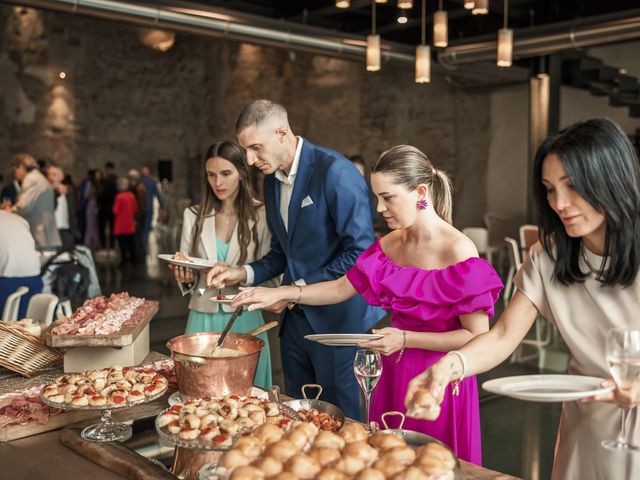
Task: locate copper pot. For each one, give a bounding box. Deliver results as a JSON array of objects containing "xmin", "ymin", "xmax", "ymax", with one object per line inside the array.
[
  {"xmin": 167, "ymin": 332, "xmax": 264, "ymax": 400},
  {"xmin": 172, "ymin": 447, "xmax": 222, "ymax": 480}
]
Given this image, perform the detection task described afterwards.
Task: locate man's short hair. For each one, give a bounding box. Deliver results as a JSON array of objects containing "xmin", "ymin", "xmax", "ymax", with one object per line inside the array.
[
  {"xmin": 11, "ymin": 153, "xmax": 38, "ymax": 171},
  {"xmin": 105, "ymin": 161, "xmax": 115, "ymax": 170},
  {"xmin": 47, "ymin": 161, "xmax": 64, "ymax": 174},
  {"xmin": 235, "ymin": 99, "xmax": 288, "ymax": 133}
]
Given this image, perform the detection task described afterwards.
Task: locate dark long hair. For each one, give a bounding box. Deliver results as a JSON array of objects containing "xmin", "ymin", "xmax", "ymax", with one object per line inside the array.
[
  {"xmin": 372, "ymin": 145, "xmax": 453, "ymax": 224},
  {"xmin": 191, "ymin": 141, "xmax": 261, "ymax": 265},
  {"xmin": 533, "ymin": 118, "xmax": 640, "ymax": 287}
]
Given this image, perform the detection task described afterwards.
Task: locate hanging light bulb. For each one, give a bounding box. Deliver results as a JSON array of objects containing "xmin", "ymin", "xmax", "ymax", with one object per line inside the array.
[
  {"xmin": 464, "ymin": 1, "xmax": 475, "ymax": 9},
  {"xmin": 472, "ymin": 0, "xmax": 489, "ymax": 15},
  {"xmin": 397, "ymin": 10, "xmax": 409, "ymax": 23},
  {"xmin": 433, "ymin": 0, "xmax": 448, "ymax": 48},
  {"xmin": 374, "ymin": 0, "xmax": 388, "ymax": 3},
  {"xmin": 415, "ymin": 0, "xmax": 430, "ymax": 83},
  {"xmin": 398, "ymin": 0, "xmax": 413, "ymax": 8},
  {"xmin": 367, "ymin": 35, "xmax": 381, "ymax": 71},
  {"xmin": 335, "ymin": 0, "xmax": 350, "ymax": 8},
  {"xmin": 497, "ymin": 0, "xmax": 512, "ymax": 67},
  {"xmin": 367, "ymin": 1, "xmax": 381, "ymax": 71}
]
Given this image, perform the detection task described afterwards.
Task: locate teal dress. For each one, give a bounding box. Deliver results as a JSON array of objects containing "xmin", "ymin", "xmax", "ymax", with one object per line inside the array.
[{"xmin": 185, "ymin": 238, "xmax": 272, "ymax": 389}]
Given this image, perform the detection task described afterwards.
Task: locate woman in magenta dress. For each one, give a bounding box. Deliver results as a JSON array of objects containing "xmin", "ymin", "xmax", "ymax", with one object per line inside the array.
[{"xmin": 232, "ymin": 145, "xmax": 502, "ymax": 464}]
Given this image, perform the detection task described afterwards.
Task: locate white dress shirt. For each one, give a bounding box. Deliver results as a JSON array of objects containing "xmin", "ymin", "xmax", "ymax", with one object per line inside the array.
[
  {"xmin": 54, "ymin": 193, "xmax": 70, "ymax": 230},
  {"xmin": 0, "ymin": 211, "xmax": 41, "ymax": 277},
  {"xmin": 244, "ymin": 137, "xmax": 304, "ymax": 286}
]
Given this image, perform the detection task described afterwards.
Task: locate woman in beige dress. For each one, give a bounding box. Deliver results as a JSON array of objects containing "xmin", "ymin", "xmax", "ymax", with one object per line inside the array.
[{"xmin": 405, "ymin": 118, "xmax": 640, "ymax": 480}]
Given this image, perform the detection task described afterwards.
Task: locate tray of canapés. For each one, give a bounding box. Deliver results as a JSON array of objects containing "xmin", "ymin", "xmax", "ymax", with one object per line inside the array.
[
  {"xmin": 40, "ymin": 365, "xmax": 168, "ymax": 409},
  {"xmin": 155, "ymin": 395, "xmax": 297, "ymax": 451},
  {"xmin": 198, "ymin": 419, "xmax": 459, "ymax": 480}
]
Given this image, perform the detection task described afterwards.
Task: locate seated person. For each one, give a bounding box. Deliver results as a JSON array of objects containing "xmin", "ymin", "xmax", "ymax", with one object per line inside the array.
[{"xmin": 0, "ymin": 211, "xmax": 43, "ymax": 318}]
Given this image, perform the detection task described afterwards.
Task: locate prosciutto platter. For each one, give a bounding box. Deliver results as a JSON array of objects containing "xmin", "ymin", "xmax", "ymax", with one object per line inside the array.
[{"xmin": 47, "ymin": 293, "xmax": 159, "ymax": 348}]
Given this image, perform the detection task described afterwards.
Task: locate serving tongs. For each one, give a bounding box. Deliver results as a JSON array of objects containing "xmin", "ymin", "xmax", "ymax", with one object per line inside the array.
[{"xmin": 209, "ymin": 305, "xmax": 243, "ymax": 355}]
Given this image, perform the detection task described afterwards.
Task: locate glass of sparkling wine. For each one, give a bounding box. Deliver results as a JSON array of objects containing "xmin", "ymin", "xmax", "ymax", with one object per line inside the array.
[
  {"xmin": 602, "ymin": 328, "xmax": 640, "ymax": 452},
  {"xmin": 354, "ymin": 349, "xmax": 383, "ymax": 428}
]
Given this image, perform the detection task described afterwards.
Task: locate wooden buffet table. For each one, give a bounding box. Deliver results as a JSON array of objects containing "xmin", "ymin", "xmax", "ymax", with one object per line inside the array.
[{"xmin": 0, "ymin": 354, "xmax": 520, "ymax": 480}]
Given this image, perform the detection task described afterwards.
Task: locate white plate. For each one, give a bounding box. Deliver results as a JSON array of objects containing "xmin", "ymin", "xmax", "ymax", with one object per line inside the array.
[
  {"xmin": 304, "ymin": 333, "xmax": 384, "ymax": 347},
  {"xmin": 158, "ymin": 254, "xmax": 214, "ymax": 270},
  {"xmin": 209, "ymin": 294, "xmax": 237, "ymax": 304},
  {"xmin": 482, "ymin": 374, "xmax": 614, "ymax": 402},
  {"xmin": 168, "ymin": 387, "xmax": 270, "ymax": 406}
]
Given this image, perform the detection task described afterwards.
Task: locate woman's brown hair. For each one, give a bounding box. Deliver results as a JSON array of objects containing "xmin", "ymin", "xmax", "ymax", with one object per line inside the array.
[
  {"xmin": 190, "ymin": 141, "xmax": 261, "ymax": 264},
  {"xmin": 373, "ymin": 145, "xmax": 453, "ymax": 224}
]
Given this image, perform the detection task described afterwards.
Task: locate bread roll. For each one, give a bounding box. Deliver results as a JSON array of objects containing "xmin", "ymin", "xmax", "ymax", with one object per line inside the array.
[
  {"xmin": 283, "ymin": 428, "xmax": 310, "ymax": 451},
  {"xmin": 315, "ymin": 467, "xmax": 350, "ymax": 480},
  {"xmin": 229, "ymin": 465, "xmax": 265, "ymax": 480},
  {"xmin": 307, "ymin": 447, "xmax": 342, "ymax": 467},
  {"xmin": 332, "ymin": 455, "xmax": 365, "ymax": 476},
  {"xmin": 219, "ymin": 450, "xmax": 250, "ymax": 469},
  {"xmin": 414, "ymin": 456, "xmax": 455, "ymax": 479},
  {"xmin": 269, "ymin": 472, "xmax": 298, "ymax": 480},
  {"xmin": 380, "ymin": 446, "xmax": 415, "ymax": 465},
  {"xmin": 233, "ymin": 435, "xmax": 264, "ymax": 460},
  {"xmin": 284, "ymin": 453, "xmax": 320, "ymax": 479},
  {"xmin": 391, "ymin": 466, "xmax": 429, "ymax": 480},
  {"xmin": 313, "ymin": 431, "xmax": 346, "ymax": 450},
  {"xmin": 406, "ymin": 389, "xmax": 441, "ymax": 420},
  {"xmin": 253, "ymin": 423, "xmax": 284, "ymax": 445},
  {"xmin": 251, "ymin": 456, "xmax": 283, "ymax": 477},
  {"xmin": 373, "ymin": 457, "xmax": 405, "ymax": 478},
  {"xmin": 354, "ymin": 468, "xmax": 386, "ymax": 480},
  {"xmin": 342, "ymin": 441, "xmax": 379, "ymax": 466},
  {"xmin": 339, "ymin": 422, "xmax": 369, "ymax": 443},
  {"xmin": 369, "ymin": 432, "xmax": 406, "ymax": 450},
  {"xmin": 264, "ymin": 439, "xmax": 297, "ymax": 463},
  {"xmin": 415, "ymin": 443, "xmax": 456, "ymax": 470}
]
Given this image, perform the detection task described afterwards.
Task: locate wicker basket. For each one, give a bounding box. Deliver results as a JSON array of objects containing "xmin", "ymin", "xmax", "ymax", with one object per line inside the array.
[{"xmin": 0, "ymin": 322, "xmax": 63, "ymax": 377}]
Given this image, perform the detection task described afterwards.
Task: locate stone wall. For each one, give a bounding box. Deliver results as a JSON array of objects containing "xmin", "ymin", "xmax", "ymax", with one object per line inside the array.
[{"xmin": 1, "ymin": 5, "xmax": 492, "ymax": 227}]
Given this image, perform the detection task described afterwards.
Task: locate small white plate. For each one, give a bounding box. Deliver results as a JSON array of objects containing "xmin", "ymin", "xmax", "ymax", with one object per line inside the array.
[
  {"xmin": 209, "ymin": 294, "xmax": 237, "ymax": 304},
  {"xmin": 482, "ymin": 374, "xmax": 614, "ymax": 402},
  {"xmin": 304, "ymin": 333, "xmax": 384, "ymax": 347},
  {"xmin": 168, "ymin": 388, "xmax": 270, "ymax": 406},
  {"xmin": 158, "ymin": 254, "xmax": 214, "ymax": 270}
]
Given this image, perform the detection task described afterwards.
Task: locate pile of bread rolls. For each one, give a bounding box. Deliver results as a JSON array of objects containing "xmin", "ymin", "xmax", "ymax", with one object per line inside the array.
[{"xmin": 215, "ymin": 421, "xmax": 456, "ymax": 479}]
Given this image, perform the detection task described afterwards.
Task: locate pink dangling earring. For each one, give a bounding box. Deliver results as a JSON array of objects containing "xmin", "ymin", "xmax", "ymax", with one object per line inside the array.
[{"xmin": 417, "ymin": 199, "xmax": 428, "ymax": 210}]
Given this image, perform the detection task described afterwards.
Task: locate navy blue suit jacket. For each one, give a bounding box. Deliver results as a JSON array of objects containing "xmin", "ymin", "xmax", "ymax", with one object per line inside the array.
[{"xmin": 250, "ymin": 139, "xmax": 384, "ymax": 334}]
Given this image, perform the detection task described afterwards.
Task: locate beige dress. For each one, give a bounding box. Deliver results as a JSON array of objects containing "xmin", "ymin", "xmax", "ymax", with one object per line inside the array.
[{"xmin": 515, "ymin": 242, "xmax": 640, "ymax": 480}]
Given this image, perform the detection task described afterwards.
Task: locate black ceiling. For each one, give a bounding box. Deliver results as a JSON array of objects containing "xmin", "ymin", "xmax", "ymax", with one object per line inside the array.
[{"xmin": 182, "ymin": 1, "xmax": 640, "ymax": 47}]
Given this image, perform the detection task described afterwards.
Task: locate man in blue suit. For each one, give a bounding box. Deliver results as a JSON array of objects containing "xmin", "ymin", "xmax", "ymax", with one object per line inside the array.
[{"xmin": 208, "ymin": 100, "xmax": 383, "ymax": 419}]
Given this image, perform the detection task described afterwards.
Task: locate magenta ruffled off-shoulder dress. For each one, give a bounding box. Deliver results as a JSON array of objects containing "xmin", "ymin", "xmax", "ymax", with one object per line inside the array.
[{"xmin": 346, "ymin": 239, "xmax": 503, "ymax": 465}]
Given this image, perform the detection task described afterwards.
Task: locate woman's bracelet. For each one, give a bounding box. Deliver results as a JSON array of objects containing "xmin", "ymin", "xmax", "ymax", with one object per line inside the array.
[
  {"xmin": 445, "ymin": 350, "xmax": 468, "ymax": 396},
  {"xmin": 288, "ymin": 284, "xmax": 303, "ymax": 309},
  {"xmin": 395, "ymin": 330, "xmax": 407, "ymax": 364}
]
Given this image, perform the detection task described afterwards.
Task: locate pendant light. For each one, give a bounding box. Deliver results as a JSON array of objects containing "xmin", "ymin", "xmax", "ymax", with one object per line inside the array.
[
  {"xmin": 398, "ymin": 0, "xmax": 413, "ymax": 8},
  {"xmin": 433, "ymin": 0, "xmax": 448, "ymax": 48},
  {"xmin": 464, "ymin": 1, "xmax": 475, "ymax": 9},
  {"xmin": 415, "ymin": 0, "xmax": 430, "ymax": 83},
  {"xmin": 497, "ymin": 0, "xmax": 513, "ymax": 67},
  {"xmin": 367, "ymin": 1, "xmax": 381, "ymax": 71},
  {"xmin": 335, "ymin": 0, "xmax": 350, "ymax": 8},
  {"xmin": 472, "ymin": 0, "xmax": 489, "ymax": 15},
  {"xmin": 374, "ymin": 0, "xmax": 388, "ymax": 3}
]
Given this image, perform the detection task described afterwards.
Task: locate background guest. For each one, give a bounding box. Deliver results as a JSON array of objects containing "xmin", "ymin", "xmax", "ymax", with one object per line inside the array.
[
  {"xmin": 6, "ymin": 153, "xmax": 61, "ymax": 251},
  {"xmin": 1, "ymin": 173, "xmax": 20, "ymax": 205},
  {"xmin": 0, "ymin": 210, "xmax": 43, "ymax": 318},
  {"xmin": 47, "ymin": 162, "xmax": 80, "ymax": 251},
  {"xmin": 128, "ymin": 169, "xmax": 147, "ymax": 262},
  {"xmin": 140, "ymin": 164, "xmax": 165, "ymax": 251},
  {"xmin": 99, "ymin": 161, "xmax": 118, "ymax": 249},
  {"xmin": 112, "ymin": 177, "xmax": 138, "ymax": 265}
]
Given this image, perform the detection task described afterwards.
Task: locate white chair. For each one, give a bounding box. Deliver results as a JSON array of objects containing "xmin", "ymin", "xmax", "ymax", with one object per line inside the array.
[
  {"xmin": 503, "ymin": 237, "xmax": 522, "ymax": 307},
  {"xmin": 519, "ymin": 224, "xmax": 539, "ymax": 259},
  {"xmin": 55, "ymin": 299, "xmax": 73, "ymax": 319},
  {"xmin": 25, "ymin": 293, "xmax": 59, "ymax": 326},
  {"xmin": 2, "ymin": 286, "xmax": 29, "ymax": 322},
  {"xmin": 462, "ymin": 227, "xmax": 498, "ymax": 264}
]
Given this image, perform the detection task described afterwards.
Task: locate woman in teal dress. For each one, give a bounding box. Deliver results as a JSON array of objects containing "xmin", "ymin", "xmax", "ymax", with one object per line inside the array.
[{"xmin": 171, "ymin": 140, "xmax": 274, "ymax": 389}]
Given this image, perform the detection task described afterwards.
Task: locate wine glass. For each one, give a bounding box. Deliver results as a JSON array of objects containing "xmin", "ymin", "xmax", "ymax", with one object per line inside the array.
[
  {"xmin": 353, "ymin": 349, "xmax": 383, "ymax": 428},
  {"xmin": 602, "ymin": 328, "xmax": 640, "ymax": 452}
]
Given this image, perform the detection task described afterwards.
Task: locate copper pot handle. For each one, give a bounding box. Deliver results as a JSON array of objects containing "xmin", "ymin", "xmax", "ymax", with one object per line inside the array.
[
  {"xmin": 302, "ymin": 383, "xmax": 323, "ymax": 400},
  {"xmin": 172, "ymin": 351, "xmax": 207, "ymax": 366},
  {"xmin": 381, "ymin": 411, "xmax": 405, "ymax": 430}
]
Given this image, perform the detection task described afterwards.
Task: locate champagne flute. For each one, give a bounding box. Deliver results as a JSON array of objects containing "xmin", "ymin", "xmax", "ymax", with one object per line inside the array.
[
  {"xmin": 353, "ymin": 349, "xmax": 382, "ymax": 428},
  {"xmin": 602, "ymin": 328, "xmax": 640, "ymax": 452}
]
